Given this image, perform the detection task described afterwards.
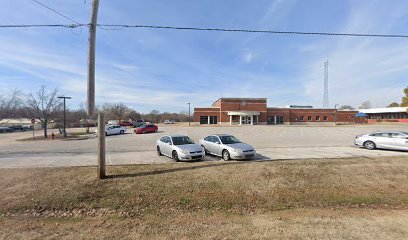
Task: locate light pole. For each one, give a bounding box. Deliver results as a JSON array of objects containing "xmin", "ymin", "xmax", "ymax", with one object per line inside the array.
[
  {"xmin": 334, "ymin": 104, "xmax": 338, "ymax": 126},
  {"xmin": 188, "ymin": 102, "xmax": 191, "ymax": 126},
  {"xmin": 58, "ymin": 96, "xmax": 71, "ymax": 137}
]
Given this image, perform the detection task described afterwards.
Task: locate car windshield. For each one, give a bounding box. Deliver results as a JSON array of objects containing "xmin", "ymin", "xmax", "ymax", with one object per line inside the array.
[
  {"xmin": 219, "ymin": 135, "xmax": 241, "ymax": 144},
  {"xmin": 172, "ymin": 136, "xmax": 194, "ymax": 145}
]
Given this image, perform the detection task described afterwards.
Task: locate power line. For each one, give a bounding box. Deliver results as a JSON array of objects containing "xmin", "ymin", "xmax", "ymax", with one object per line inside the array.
[
  {"xmin": 31, "ymin": 0, "xmax": 81, "ymax": 25},
  {"xmin": 0, "ymin": 24, "xmax": 84, "ymax": 28},
  {"xmin": 101, "ymin": 25, "xmax": 408, "ymax": 38},
  {"xmin": 1, "ymin": 23, "xmax": 408, "ymax": 38}
]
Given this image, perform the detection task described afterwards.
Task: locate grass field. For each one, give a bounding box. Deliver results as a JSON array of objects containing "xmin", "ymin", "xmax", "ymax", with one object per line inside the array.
[{"xmin": 1, "ymin": 156, "xmax": 408, "ymax": 239}]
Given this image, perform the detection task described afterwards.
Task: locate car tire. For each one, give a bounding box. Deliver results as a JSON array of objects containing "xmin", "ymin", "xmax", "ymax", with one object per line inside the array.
[
  {"xmin": 363, "ymin": 141, "xmax": 376, "ymax": 150},
  {"xmin": 222, "ymin": 150, "xmax": 230, "ymax": 161},
  {"xmin": 120, "ymin": 130, "xmax": 124, "ymax": 134},
  {"xmin": 157, "ymin": 146, "xmax": 163, "ymax": 156},
  {"xmin": 172, "ymin": 151, "xmax": 180, "ymax": 162}
]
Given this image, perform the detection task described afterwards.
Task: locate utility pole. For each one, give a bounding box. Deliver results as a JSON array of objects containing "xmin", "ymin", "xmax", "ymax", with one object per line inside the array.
[
  {"xmin": 97, "ymin": 113, "xmax": 106, "ymax": 179},
  {"xmin": 334, "ymin": 104, "xmax": 338, "ymax": 126},
  {"xmin": 87, "ymin": 0, "xmax": 99, "ymax": 116},
  {"xmin": 188, "ymin": 102, "xmax": 191, "ymax": 126},
  {"xmin": 58, "ymin": 96, "xmax": 71, "ymax": 137},
  {"xmin": 323, "ymin": 59, "xmax": 329, "ymax": 108},
  {"xmin": 87, "ymin": 0, "xmax": 104, "ymax": 179}
]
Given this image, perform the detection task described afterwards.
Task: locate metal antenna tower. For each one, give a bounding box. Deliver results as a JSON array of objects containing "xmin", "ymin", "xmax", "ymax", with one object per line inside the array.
[{"xmin": 323, "ymin": 59, "xmax": 329, "ymax": 108}]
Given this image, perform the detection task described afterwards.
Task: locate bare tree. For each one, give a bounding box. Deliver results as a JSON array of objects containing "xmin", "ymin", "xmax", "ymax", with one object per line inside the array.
[
  {"xmin": 0, "ymin": 90, "xmax": 24, "ymax": 119},
  {"xmin": 102, "ymin": 103, "xmax": 130, "ymax": 122},
  {"xmin": 359, "ymin": 100, "xmax": 372, "ymax": 109},
  {"xmin": 25, "ymin": 86, "xmax": 62, "ymax": 138}
]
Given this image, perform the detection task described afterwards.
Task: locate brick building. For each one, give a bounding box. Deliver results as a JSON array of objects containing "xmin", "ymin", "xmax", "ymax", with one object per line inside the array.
[{"xmin": 194, "ymin": 98, "xmax": 358, "ymax": 125}]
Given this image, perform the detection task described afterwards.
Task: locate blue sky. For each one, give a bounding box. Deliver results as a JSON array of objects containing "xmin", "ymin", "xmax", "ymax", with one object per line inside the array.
[{"xmin": 1, "ymin": 0, "xmax": 407, "ymax": 113}]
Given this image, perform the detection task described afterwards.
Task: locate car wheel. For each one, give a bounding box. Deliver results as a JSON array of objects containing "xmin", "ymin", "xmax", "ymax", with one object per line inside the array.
[
  {"xmin": 120, "ymin": 130, "xmax": 124, "ymax": 134},
  {"xmin": 222, "ymin": 150, "xmax": 230, "ymax": 161},
  {"xmin": 363, "ymin": 141, "xmax": 376, "ymax": 150},
  {"xmin": 157, "ymin": 146, "xmax": 163, "ymax": 156},
  {"xmin": 172, "ymin": 151, "xmax": 179, "ymax": 162}
]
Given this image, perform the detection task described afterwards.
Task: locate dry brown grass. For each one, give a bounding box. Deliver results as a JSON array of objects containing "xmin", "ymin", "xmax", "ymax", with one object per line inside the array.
[{"xmin": 0, "ymin": 156, "xmax": 408, "ymax": 239}]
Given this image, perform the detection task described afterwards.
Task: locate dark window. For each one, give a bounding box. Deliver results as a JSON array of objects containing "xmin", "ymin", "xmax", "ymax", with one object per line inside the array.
[
  {"xmin": 172, "ymin": 136, "xmax": 194, "ymax": 145},
  {"xmin": 204, "ymin": 136, "xmax": 211, "ymax": 141},
  {"xmin": 307, "ymin": 116, "xmax": 312, "ymax": 121},
  {"xmin": 209, "ymin": 116, "xmax": 218, "ymax": 124},
  {"xmin": 219, "ymin": 135, "xmax": 241, "ymax": 144},
  {"xmin": 323, "ymin": 116, "xmax": 328, "ymax": 121},
  {"xmin": 316, "ymin": 116, "xmax": 320, "ymax": 121},
  {"xmin": 300, "ymin": 116, "xmax": 304, "ymax": 121},
  {"xmin": 200, "ymin": 116, "xmax": 208, "ymax": 124}
]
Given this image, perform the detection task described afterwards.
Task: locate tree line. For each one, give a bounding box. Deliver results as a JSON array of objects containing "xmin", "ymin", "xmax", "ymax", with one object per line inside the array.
[{"xmin": 0, "ymin": 86, "xmax": 190, "ymax": 138}]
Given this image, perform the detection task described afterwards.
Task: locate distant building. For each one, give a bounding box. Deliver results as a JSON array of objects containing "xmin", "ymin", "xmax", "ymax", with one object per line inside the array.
[
  {"xmin": 194, "ymin": 98, "xmax": 358, "ymax": 125},
  {"xmin": 359, "ymin": 107, "xmax": 408, "ymax": 123}
]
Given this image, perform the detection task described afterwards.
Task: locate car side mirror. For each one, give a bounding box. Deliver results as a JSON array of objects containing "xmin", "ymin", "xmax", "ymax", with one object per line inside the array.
[{"xmin": 215, "ymin": 141, "xmax": 220, "ymax": 144}]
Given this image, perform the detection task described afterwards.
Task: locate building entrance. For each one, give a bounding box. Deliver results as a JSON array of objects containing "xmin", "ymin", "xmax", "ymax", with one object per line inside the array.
[{"xmin": 241, "ymin": 116, "xmax": 252, "ymax": 125}]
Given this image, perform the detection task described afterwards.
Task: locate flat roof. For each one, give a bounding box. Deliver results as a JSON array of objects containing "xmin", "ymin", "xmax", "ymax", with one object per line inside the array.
[
  {"xmin": 212, "ymin": 98, "xmax": 267, "ymax": 105},
  {"xmin": 359, "ymin": 107, "xmax": 408, "ymax": 114}
]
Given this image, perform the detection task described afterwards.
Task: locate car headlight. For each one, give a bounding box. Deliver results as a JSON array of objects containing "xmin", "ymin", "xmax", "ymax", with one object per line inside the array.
[
  {"xmin": 179, "ymin": 148, "xmax": 189, "ymax": 154},
  {"xmin": 231, "ymin": 148, "xmax": 242, "ymax": 153}
]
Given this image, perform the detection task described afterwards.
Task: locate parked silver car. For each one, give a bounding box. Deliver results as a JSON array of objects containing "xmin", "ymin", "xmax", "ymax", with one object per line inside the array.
[
  {"xmin": 354, "ymin": 131, "xmax": 408, "ymax": 151},
  {"xmin": 199, "ymin": 134, "xmax": 256, "ymax": 160},
  {"xmin": 156, "ymin": 135, "xmax": 204, "ymax": 161}
]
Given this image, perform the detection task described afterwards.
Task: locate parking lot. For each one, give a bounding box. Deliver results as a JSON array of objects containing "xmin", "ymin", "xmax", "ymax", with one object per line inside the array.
[{"xmin": 0, "ymin": 124, "xmax": 407, "ymax": 168}]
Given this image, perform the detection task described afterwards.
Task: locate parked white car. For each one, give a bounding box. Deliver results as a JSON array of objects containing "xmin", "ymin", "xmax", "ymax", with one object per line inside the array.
[
  {"xmin": 354, "ymin": 131, "xmax": 408, "ymax": 151},
  {"xmin": 156, "ymin": 135, "xmax": 204, "ymax": 161},
  {"xmin": 199, "ymin": 134, "xmax": 256, "ymax": 160},
  {"xmin": 94, "ymin": 125, "xmax": 126, "ymax": 136}
]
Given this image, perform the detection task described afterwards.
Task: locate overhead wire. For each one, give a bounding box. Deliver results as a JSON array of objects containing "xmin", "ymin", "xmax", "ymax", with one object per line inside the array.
[{"xmin": 0, "ymin": 23, "xmax": 408, "ymax": 39}]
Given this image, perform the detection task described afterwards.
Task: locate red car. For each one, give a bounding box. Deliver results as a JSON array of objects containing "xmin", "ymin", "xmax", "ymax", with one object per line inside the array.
[
  {"xmin": 134, "ymin": 124, "xmax": 158, "ymax": 134},
  {"xmin": 119, "ymin": 121, "xmax": 133, "ymax": 126}
]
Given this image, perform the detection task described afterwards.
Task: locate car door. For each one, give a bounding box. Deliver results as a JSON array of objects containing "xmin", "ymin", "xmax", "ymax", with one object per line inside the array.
[
  {"xmin": 212, "ymin": 136, "xmax": 224, "ymax": 156},
  {"xmin": 206, "ymin": 136, "xmax": 219, "ymax": 155},
  {"xmin": 373, "ymin": 133, "xmax": 391, "ymax": 148},
  {"xmin": 389, "ymin": 133, "xmax": 408, "ymax": 150},
  {"xmin": 162, "ymin": 136, "xmax": 173, "ymax": 156}
]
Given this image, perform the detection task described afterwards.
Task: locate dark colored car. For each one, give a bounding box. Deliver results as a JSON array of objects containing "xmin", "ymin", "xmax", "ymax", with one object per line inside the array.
[
  {"xmin": 0, "ymin": 127, "xmax": 15, "ymax": 133},
  {"xmin": 134, "ymin": 124, "xmax": 158, "ymax": 134},
  {"xmin": 119, "ymin": 121, "xmax": 133, "ymax": 126},
  {"xmin": 9, "ymin": 125, "xmax": 25, "ymax": 131}
]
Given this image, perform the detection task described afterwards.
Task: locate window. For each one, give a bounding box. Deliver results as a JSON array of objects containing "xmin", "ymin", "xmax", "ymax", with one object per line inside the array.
[
  {"xmin": 200, "ymin": 116, "xmax": 208, "ymax": 124},
  {"xmin": 323, "ymin": 116, "xmax": 328, "ymax": 121},
  {"xmin": 209, "ymin": 116, "xmax": 218, "ymax": 124},
  {"xmin": 316, "ymin": 116, "xmax": 320, "ymax": 121},
  {"xmin": 300, "ymin": 116, "xmax": 304, "ymax": 121},
  {"xmin": 307, "ymin": 116, "xmax": 312, "ymax": 121}
]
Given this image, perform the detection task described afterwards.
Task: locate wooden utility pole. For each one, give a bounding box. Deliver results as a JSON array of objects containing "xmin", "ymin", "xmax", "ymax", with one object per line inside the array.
[
  {"xmin": 97, "ymin": 113, "xmax": 106, "ymax": 179},
  {"xmin": 87, "ymin": 0, "xmax": 105, "ymax": 179},
  {"xmin": 87, "ymin": 0, "xmax": 99, "ymax": 116}
]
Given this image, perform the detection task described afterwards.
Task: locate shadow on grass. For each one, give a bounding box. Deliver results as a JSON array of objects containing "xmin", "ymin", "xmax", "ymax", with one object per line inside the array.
[{"xmin": 107, "ymin": 153, "xmax": 271, "ymax": 179}]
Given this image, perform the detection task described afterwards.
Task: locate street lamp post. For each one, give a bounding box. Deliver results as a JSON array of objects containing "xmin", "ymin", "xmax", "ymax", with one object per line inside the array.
[
  {"xmin": 188, "ymin": 103, "xmax": 191, "ymax": 126},
  {"xmin": 58, "ymin": 96, "xmax": 71, "ymax": 137},
  {"xmin": 334, "ymin": 104, "xmax": 338, "ymax": 126}
]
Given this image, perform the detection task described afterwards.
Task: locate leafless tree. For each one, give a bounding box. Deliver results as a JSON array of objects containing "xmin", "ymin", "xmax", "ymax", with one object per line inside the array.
[
  {"xmin": 0, "ymin": 90, "xmax": 24, "ymax": 119},
  {"xmin": 25, "ymin": 86, "xmax": 62, "ymax": 138},
  {"xmin": 359, "ymin": 100, "xmax": 372, "ymax": 109}
]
